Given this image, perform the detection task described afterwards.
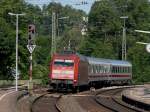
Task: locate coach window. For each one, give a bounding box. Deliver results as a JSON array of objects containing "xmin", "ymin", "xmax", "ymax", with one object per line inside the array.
[
  {"xmin": 92, "ymin": 65, "xmax": 94, "ymax": 74},
  {"xmin": 121, "ymin": 67, "xmax": 123, "ymax": 73},
  {"xmin": 92, "ymin": 65, "xmax": 95, "ymax": 74},
  {"xmin": 93, "ymin": 65, "xmax": 95, "ymax": 74},
  {"xmin": 117, "ymin": 67, "xmax": 119, "ymax": 73},
  {"xmin": 119, "ymin": 67, "xmax": 120, "ymax": 73},
  {"xmin": 100, "ymin": 66, "xmax": 102, "ymax": 73},
  {"xmin": 89, "ymin": 65, "xmax": 91, "ymax": 73},
  {"xmin": 128, "ymin": 67, "xmax": 130, "ymax": 73},
  {"xmin": 114, "ymin": 67, "xmax": 116, "ymax": 73},
  {"xmin": 124, "ymin": 67, "xmax": 126, "ymax": 73},
  {"xmin": 105, "ymin": 66, "xmax": 107, "ymax": 73},
  {"xmin": 123, "ymin": 67, "xmax": 125, "ymax": 73},
  {"xmin": 99, "ymin": 65, "xmax": 101, "ymax": 73},
  {"xmin": 113, "ymin": 67, "xmax": 116, "ymax": 73},
  {"xmin": 95, "ymin": 65, "xmax": 97, "ymax": 73},
  {"xmin": 89, "ymin": 65, "xmax": 92, "ymax": 73},
  {"xmin": 90, "ymin": 65, "xmax": 92, "ymax": 73},
  {"xmin": 112, "ymin": 66, "xmax": 114, "ymax": 73},
  {"xmin": 120, "ymin": 67, "xmax": 122, "ymax": 73},
  {"xmin": 116, "ymin": 67, "xmax": 118, "ymax": 73},
  {"xmin": 97, "ymin": 65, "xmax": 99, "ymax": 73},
  {"xmin": 127, "ymin": 67, "xmax": 129, "ymax": 73},
  {"xmin": 106, "ymin": 66, "xmax": 108, "ymax": 73},
  {"xmin": 123, "ymin": 67, "xmax": 126, "ymax": 73},
  {"xmin": 95, "ymin": 65, "xmax": 97, "ymax": 74},
  {"xmin": 94, "ymin": 65, "xmax": 96, "ymax": 74},
  {"xmin": 103, "ymin": 66, "xmax": 105, "ymax": 73},
  {"xmin": 125, "ymin": 67, "xmax": 127, "ymax": 73},
  {"xmin": 129, "ymin": 67, "xmax": 130, "ymax": 73},
  {"xmin": 106, "ymin": 66, "xmax": 109, "ymax": 73},
  {"xmin": 101, "ymin": 66, "xmax": 104, "ymax": 73}
]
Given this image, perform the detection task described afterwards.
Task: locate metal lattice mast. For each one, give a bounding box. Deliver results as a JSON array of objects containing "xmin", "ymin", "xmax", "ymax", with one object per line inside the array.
[
  {"xmin": 51, "ymin": 12, "xmax": 56, "ymax": 57},
  {"xmin": 122, "ymin": 24, "xmax": 126, "ymax": 60},
  {"xmin": 120, "ymin": 16, "xmax": 128, "ymax": 60}
]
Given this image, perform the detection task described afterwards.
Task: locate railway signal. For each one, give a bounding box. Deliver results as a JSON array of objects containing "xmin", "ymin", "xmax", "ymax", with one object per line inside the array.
[
  {"xmin": 28, "ymin": 24, "xmax": 35, "ymax": 45},
  {"xmin": 27, "ymin": 24, "xmax": 36, "ymax": 94}
]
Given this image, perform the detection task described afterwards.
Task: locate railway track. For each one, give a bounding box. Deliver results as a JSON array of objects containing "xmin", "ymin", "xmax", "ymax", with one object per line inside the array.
[
  {"xmin": 23, "ymin": 86, "xmax": 148, "ymax": 112},
  {"xmin": 95, "ymin": 87, "xmax": 146, "ymax": 112},
  {"xmin": 31, "ymin": 92, "xmax": 63, "ymax": 112}
]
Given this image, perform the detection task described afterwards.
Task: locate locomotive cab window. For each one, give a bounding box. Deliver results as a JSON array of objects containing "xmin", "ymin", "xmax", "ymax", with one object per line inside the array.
[{"xmin": 54, "ymin": 60, "xmax": 74, "ymax": 67}]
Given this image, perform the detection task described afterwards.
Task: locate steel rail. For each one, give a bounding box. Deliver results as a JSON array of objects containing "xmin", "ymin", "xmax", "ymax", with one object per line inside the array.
[{"xmin": 94, "ymin": 87, "xmax": 146, "ymax": 112}]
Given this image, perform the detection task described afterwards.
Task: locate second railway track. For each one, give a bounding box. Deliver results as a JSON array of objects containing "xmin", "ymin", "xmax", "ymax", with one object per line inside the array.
[
  {"xmin": 28, "ymin": 86, "xmax": 148, "ymax": 112},
  {"xmin": 95, "ymin": 87, "xmax": 146, "ymax": 112}
]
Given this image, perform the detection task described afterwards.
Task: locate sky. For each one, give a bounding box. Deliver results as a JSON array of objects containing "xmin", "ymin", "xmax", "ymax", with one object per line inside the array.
[{"xmin": 25, "ymin": 0, "xmax": 96, "ymax": 14}]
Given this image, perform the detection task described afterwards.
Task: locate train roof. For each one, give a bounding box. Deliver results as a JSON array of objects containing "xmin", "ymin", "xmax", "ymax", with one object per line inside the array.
[
  {"xmin": 87, "ymin": 57, "xmax": 132, "ymax": 66},
  {"xmin": 53, "ymin": 52, "xmax": 132, "ymax": 67},
  {"xmin": 77, "ymin": 54, "xmax": 132, "ymax": 66}
]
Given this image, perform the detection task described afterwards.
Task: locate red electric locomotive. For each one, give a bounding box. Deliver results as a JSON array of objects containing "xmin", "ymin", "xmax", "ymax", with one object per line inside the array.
[{"xmin": 49, "ymin": 51, "xmax": 132, "ymax": 91}]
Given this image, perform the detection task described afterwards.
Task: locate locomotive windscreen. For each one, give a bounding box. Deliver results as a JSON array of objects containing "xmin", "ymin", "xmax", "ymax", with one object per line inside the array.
[{"xmin": 54, "ymin": 59, "xmax": 74, "ymax": 67}]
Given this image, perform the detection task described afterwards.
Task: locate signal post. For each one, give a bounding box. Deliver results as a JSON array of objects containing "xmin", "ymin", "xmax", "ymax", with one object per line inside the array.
[{"xmin": 27, "ymin": 24, "xmax": 36, "ymax": 94}]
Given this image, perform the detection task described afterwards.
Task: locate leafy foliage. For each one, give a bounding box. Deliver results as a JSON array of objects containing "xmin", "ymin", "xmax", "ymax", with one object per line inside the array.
[
  {"xmin": 0, "ymin": 0, "xmax": 150, "ymax": 84},
  {"xmin": 80, "ymin": 0, "xmax": 150, "ymax": 83},
  {"xmin": 0, "ymin": 0, "xmax": 85, "ymax": 82}
]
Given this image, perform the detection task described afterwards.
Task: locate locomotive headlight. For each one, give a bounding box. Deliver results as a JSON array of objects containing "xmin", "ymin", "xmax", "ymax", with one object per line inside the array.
[{"xmin": 74, "ymin": 80, "xmax": 77, "ymax": 82}]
